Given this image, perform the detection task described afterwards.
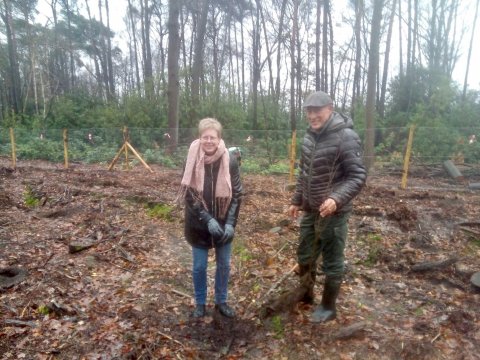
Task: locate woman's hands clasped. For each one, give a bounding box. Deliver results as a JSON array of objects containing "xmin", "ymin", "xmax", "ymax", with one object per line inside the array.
[{"xmin": 207, "ymin": 218, "xmax": 224, "ymax": 238}]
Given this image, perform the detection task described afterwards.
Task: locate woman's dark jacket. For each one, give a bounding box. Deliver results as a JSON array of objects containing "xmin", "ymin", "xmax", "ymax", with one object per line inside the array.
[
  {"xmin": 184, "ymin": 155, "xmax": 242, "ymax": 249},
  {"xmin": 291, "ymin": 111, "xmax": 367, "ymax": 213}
]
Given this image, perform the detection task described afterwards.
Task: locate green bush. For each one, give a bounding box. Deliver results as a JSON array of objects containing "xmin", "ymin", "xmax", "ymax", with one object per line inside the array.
[
  {"xmin": 17, "ymin": 138, "xmax": 63, "ymax": 162},
  {"xmin": 143, "ymin": 149, "xmax": 176, "ymax": 167}
]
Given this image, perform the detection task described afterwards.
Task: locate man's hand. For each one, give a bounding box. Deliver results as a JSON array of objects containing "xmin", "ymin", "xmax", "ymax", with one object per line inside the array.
[
  {"xmin": 288, "ymin": 205, "xmax": 301, "ymax": 219},
  {"xmin": 207, "ymin": 218, "xmax": 224, "ymax": 238},
  {"xmin": 319, "ymin": 198, "xmax": 337, "ymax": 217},
  {"xmin": 219, "ymin": 224, "xmax": 235, "ymax": 245}
]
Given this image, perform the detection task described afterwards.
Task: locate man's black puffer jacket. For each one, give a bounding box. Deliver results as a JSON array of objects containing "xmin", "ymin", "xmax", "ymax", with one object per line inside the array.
[
  {"xmin": 185, "ymin": 155, "xmax": 242, "ymax": 249},
  {"xmin": 291, "ymin": 112, "xmax": 366, "ymax": 213}
]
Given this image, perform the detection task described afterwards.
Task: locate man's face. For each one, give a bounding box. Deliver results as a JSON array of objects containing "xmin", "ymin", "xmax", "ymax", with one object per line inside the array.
[{"xmin": 305, "ymin": 106, "xmax": 332, "ymax": 131}]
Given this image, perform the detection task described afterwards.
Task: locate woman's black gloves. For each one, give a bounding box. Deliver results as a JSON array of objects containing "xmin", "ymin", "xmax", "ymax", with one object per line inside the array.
[
  {"xmin": 207, "ymin": 218, "xmax": 224, "ymax": 238},
  {"xmin": 221, "ymin": 224, "xmax": 235, "ymax": 243}
]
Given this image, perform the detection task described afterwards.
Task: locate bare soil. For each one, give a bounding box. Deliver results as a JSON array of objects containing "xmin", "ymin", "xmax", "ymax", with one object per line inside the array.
[{"xmin": 1, "ymin": 158, "xmax": 479, "ymax": 359}]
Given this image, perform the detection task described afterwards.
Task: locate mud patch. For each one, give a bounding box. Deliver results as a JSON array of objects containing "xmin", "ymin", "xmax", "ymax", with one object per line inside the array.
[
  {"xmin": 178, "ymin": 311, "xmax": 257, "ymax": 357},
  {"xmin": 387, "ymin": 203, "xmax": 418, "ymax": 231}
]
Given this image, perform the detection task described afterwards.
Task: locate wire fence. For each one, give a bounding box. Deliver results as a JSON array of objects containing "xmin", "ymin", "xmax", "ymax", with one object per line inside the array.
[{"xmin": 0, "ymin": 126, "xmax": 479, "ymax": 172}]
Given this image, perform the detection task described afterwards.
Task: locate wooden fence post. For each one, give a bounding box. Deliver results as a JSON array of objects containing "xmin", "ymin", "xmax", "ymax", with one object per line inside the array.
[
  {"xmin": 289, "ymin": 130, "xmax": 297, "ymax": 186},
  {"xmin": 123, "ymin": 126, "xmax": 129, "ymax": 170},
  {"xmin": 401, "ymin": 125, "xmax": 416, "ymax": 189},
  {"xmin": 9, "ymin": 128, "xmax": 16, "ymax": 169},
  {"xmin": 63, "ymin": 129, "xmax": 69, "ymax": 169}
]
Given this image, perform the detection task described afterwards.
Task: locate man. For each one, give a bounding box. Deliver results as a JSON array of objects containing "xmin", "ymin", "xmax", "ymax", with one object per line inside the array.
[{"xmin": 288, "ymin": 91, "xmax": 367, "ymax": 323}]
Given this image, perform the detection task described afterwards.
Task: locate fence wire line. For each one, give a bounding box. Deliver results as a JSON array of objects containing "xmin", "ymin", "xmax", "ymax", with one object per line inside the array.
[{"xmin": 0, "ymin": 127, "xmax": 479, "ymax": 167}]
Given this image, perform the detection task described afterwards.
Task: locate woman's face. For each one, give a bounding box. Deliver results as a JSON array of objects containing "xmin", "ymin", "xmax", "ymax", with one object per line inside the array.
[{"xmin": 200, "ymin": 128, "xmax": 220, "ymax": 155}]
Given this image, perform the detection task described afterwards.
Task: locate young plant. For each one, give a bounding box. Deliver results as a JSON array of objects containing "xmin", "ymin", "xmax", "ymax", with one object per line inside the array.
[
  {"xmin": 270, "ymin": 315, "xmax": 284, "ymax": 339},
  {"xmin": 145, "ymin": 203, "xmax": 174, "ymax": 221},
  {"xmin": 23, "ymin": 185, "xmax": 40, "ymax": 207}
]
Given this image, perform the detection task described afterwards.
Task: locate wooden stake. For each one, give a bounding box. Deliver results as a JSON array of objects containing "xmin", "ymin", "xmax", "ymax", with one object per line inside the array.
[
  {"xmin": 9, "ymin": 127, "xmax": 16, "ymax": 169},
  {"xmin": 108, "ymin": 127, "xmax": 153, "ymax": 173},
  {"xmin": 63, "ymin": 129, "xmax": 69, "ymax": 169},
  {"xmin": 108, "ymin": 143, "xmax": 127, "ymax": 171},
  {"xmin": 123, "ymin": 126, "xmax": 129, "ymax": 170},
  {"xmin": 401, "ymin": 125, "xmax": 416, "ymax": 189},
  {"xmin": 289, "ymin": 130, "xmax": 297, "ymax": 185},
  {"xmin": 125, "ymin": 141, "xmax": 153, "ymax": 172}
]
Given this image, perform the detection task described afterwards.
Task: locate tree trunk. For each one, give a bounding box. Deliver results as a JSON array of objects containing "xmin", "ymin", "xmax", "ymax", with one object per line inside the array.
[
  {"xmin": 352, "ymin": 0, "xmax": 363, "ymax": 116},
  {"xmin": 315, "ymin": 0, "xmax": 321, "ymax": 90},
  {"xmin": 406, "ymin": 0, "xmax": 412, "ymax": 76},
  {"xmin": 1, "ymin": 0, "xmax": 22, "ymax": 115},
  {"xmin": 60, "ymin": 0, "xmax": 75, "ymax": 90},
  {"xmin": 167, "ymin": 0, "xmax": 181, "ymax": 152},
  {"xmin": 98, "ymin": 0, "xmax": 111, "ymax": 99},
  {"xmin": 321, "ymin": 0, "xmax": 329, "ymax": 92},
  {"xmin": 258, "ymin": 2, "xmax": 274, "ymax": 96},
  {"xmin": 327, "ymin": 7, "xmax": 334, "ymax": 96},
  {"xmin": 251, "ymin": 0, "xmax": 261, "ymax": 130},
  {"xmin": 364, "ymin": 0, "xmax": 384, "ymax": 170},
  {"xmin": 274, "ymin": 0, "xmax": 287, "ymax": 104},
  {"xmin": 127, "ymin": 0, "xmax": 141, "ymax": 94},
  {"xmin": 397, "ymin": 0, "xmax": 403, "ymax": 76},
  {"xmin": 191, "ymin": 0, "xmax": 210, "ymax": 124},
  {"xmin": 462, "ymin": 0, "xmax": 479, "ymax": 99},
  {"xmin": 379, "ymin": 0, "xmax": 397, "ymax": 118},
  {"xmin": 141, "ymin": 0, "xmax": 154, "ymax": 99},
  {"xmin": 290, "ymin": 0, "xmax": 299, "ymax": 132},
  {"xmin": 85, "ymin": 0, "xmax": 104, "ymax": 99},
  {"xmin": 105, "ymin": 0, "xmax": 115, "ymax": 99}
]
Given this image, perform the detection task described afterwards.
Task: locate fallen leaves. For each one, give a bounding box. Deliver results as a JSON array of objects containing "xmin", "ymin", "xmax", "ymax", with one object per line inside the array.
[{"xmin": 0, "ymin": 161, "xmax": 479, "ymax": 359}]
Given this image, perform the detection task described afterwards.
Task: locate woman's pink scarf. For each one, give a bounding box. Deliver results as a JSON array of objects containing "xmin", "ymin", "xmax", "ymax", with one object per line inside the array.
[{"xmin": 179, "ymin": 139, "xmax": 232, "ymax": 219}]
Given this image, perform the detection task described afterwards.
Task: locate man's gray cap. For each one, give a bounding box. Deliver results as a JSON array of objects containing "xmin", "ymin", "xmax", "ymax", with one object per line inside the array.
[{"xmin": 303, "ymin": 91, "xmax": 333, "ymax": 108}]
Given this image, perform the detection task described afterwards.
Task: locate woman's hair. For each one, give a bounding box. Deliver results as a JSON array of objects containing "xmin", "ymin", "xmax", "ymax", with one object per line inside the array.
[{"xmin": 198, "ymin": 118, "xmax": 222, "ymax": 138}]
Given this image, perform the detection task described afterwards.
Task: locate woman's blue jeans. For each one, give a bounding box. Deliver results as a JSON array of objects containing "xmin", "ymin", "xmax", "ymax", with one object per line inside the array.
[{"xmin": 192, "ymin": 242, "xmax": 232, "ymax": 305}]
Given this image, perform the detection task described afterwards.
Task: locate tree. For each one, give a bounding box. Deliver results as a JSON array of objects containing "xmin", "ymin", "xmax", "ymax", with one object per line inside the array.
[
  {"xmin": 140, "ymin": 0, "xmax": 154, "ymax": 99},
  {"xmin": 251, "ymin": 0, "xmax": 260, "ymax": 130},
  {"xmin": 190, "ymin": 0, "xmax": 210, "ymax": 124},
  {"xmin": 1, "ymin": 0, "xmax": 23, "ymax": 116},
  {"xmin": 379, "ymin": 0, "xmax": 396, "ymax": 118},
  {"xmin": 351, "ymin": 0, "xmax": 363, "ymax": 115},
  {"xmin": 127, "ymin": 0, "xmax": 141, "ymax": 94},
  {"xmin": 364, "ymin": 0, "xmax": 384, "ymax": 170},
  {"xmin": 167, "ymin": 0, "xmax": 180, "ymax": 152},
  {"xmin": 104, "ymin": 0, "xmax": 116, "ymax": 99},
  {"xmin": 462, "ymin": 0, "xmax": 479, "ymax": 100}
]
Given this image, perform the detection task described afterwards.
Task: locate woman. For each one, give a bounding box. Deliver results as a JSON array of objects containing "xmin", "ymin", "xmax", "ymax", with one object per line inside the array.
[{"xmin": 179, "ymin": 118, "xmax": 242, "ymax": 318}]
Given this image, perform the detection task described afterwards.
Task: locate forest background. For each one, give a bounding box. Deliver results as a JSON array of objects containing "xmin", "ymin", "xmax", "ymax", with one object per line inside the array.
[{"xmin": 1, "ymin": 0, "xmax": 480, "ymax": 171}]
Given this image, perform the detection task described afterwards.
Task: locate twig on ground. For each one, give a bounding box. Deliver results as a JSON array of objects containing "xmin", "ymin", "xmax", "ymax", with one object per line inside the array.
[
  {"xmin": 110, "ymin": 261, "xmax": 134, "ymax": 272},
  {"xmin": 158, "ymin": 331, "xmax": 184, "ymax": 348},
  {"xmin": 411, "ymin": 256, "xmax": 459, "ymax": 272},
  {"xmin": 20, "ymin": 300, "xmax": 31, "ymax": 318},
  {"xmin": 4, "ymin": 319, "xmax": 37, "ymax": 327},
  {"xmin": 431, "ymin": 332, "xmax": 441, "ymax": 343},
  {"xmin": 171, "ymin": 289, "xmax": 192, "ymax": 298},
  {"xmin": 42, "ymin": 252, "xmax": 55, "ymax": 267},
  {"xmin": 268, "ymin": 240, "xmax": 292, "ymax": 261},
  {"xmin": 459, "ymin": 226, "xmax": 480, "ymax": 236}
]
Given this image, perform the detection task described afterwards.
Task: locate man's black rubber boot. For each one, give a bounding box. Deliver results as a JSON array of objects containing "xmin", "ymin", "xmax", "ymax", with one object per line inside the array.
[
  {"xmin": 310, "ymin": 275, "xmax": 342, "ymax": 323},
  {"xmin": 192, "ymin": 304, "xmax": 206, "ymax": 318},
  {"xmin": 215, "ymin": 303, "xmax": 235, "ymax": 318}
]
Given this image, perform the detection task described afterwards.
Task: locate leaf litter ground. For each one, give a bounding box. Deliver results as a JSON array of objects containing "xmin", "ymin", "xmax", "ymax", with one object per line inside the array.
[{"xmin": 1, "ymin": 159, "xmax": 479, "ymax": 359}]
